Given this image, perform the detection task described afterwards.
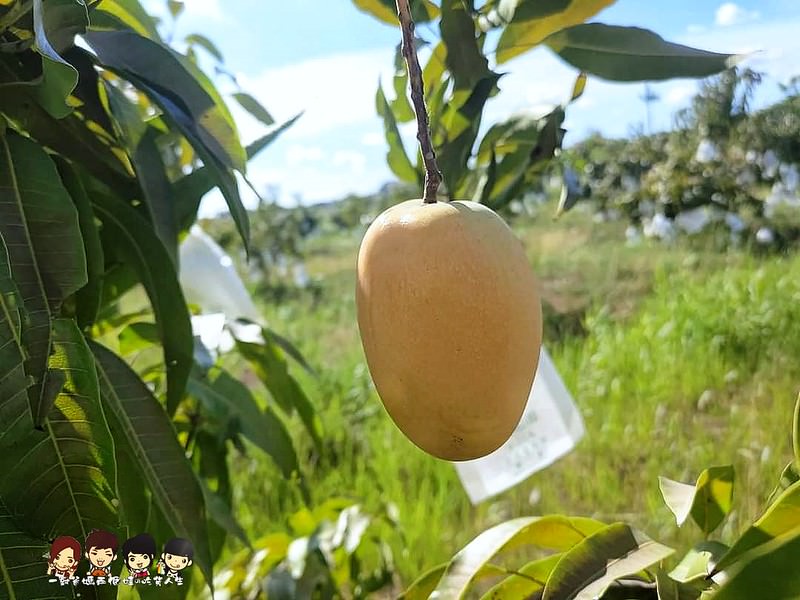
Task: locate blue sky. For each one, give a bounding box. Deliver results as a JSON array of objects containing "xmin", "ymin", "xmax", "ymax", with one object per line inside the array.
[{"xmin": 141, "ymin": 0, "xmax": 800, "ymax": 213}]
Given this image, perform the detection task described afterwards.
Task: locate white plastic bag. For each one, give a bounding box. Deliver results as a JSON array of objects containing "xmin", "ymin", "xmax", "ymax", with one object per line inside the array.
[{"xmin": 453, "ymin": 347, "xmax": 585, "ymax": 504}]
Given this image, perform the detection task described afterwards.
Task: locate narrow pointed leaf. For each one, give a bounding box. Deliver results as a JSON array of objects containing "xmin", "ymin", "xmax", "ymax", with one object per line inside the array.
[
  {"xmin": 88, "ymin": 184, "xmax": 192, "ymax": 414},
  {"xmin": 90, "ymin": 341, "xmax": 214, "ymax": 591},
  {"xmin": 92, "ymin": 0, "xmax": 163, "ymax": 41},
  {"xmin": 432, "ymin": 516, "xmax": 605, "ymax": 598},
  {"xmin": 496, "ymin": 0, "xmax": 614, "ymax": 64},
  {"xmin": 0, "ymin": 319, "xmax": 117, "ymax": 542},
  {"xmin": 0, "ymin": 500, "xmax": 56, "ymax": 600},
  {"xmin": 353, "ymin": 0, "xmax": 439, "ymax": 24},
  {"xmin": 0, "ymin": 132, "xmax": 87, "ymax": 424},
  {"xmin": 545, "ymin": 24, "xmax": 739, "ymax": 82},
  {"xmin": 376, "ymin": 82, "xmax": 418, "ymax": 183},
  {"xmin": 542, "ymin": 523, "xmax": 674, "ymax": 600},
  {"xmin": 232, "ymin": 92, "xmax": 274, "ymax": 126},
  {"xmin": 440, "ymin": 0, "xmax": 491, "ymax": 90}
]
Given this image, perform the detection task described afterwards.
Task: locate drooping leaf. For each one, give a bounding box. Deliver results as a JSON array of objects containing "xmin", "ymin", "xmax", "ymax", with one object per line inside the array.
[
  {"xmin": 168, "ymin": 0, "xmax": 184, "ymax": 19},
  {"xmin": 88, "ymin": 182, "xmax": 193, "ymax": 414},
  {"xmin": 90, "ymin": 341, "xmax": 214, "ymax": 591},
  {"xmin": 353, "ymin": 0, "xmax": 440, "ymax": 25},
  {"xmin": 712, "ymin": 527, "xmax": 800, "ymax": 600},
  {"xmin": 187, "ymin": 368, "xmax": 301, "ymax": 481},
  {"xmin": 92, "ymin": 0, "xmax": 163, "ymax": 41},
  {"xmin": 232, "ymin": 92, "xmax": 274, "ymax": 126},
  {"xmin": 54, "ymin": 159, "xmax": 105, "ymax": 329},
  {"xmin": 713, "ymin": 480, "xmax": 800, "ymax": 574},
  {"xmin": 668, "ymin": 541, "xmax": 728, "ymax": 583},
  {"xmin": 104, "ymin": 82, "xmax": 178, "ymax": 264},
  {"xmin": 0, "ymin": 234, "xmax": 33, "ymax": 447},
  {"xmin": 235, "ymin": 339, "xmax": 323, "ymax": 449},
  {"xmin": 32, "ymin": 0, "xmax": 88, "ymax": 118},
  {"xmin": 431, "ymin": 516, "xmax": 606, "ymax": 598},
  {"xmin": 391, "ymin": 43, "xmax": 415, "ymax": 123},
  {"xmin": 440, "ymin": 0, "xmax": 491, "ymax": 90},
  {"xmin": 0, "ymin": 132, "xmax": 87, "ymax": 424},
  {"xmin": 0, "ymin": 319, "xmax": 118, "ymax": 541},
  {"xmin": 659, "ymin": 466, "xmax": 734, "ymax": 535},
  {"xmin": 376, "ymin": 81, "xmax": 418, "ymax": 184},
  {"xmin": 545, "ymin": 24, "xmax": 740, "ymax": 82},
  {"xmin": 542, "ymin": 523, "xmax": 674, "ymax": 600},
  {"xmin": 495, "ymin": 0, "xmax": 614, "ymax": 64},
  {"xmin": 173, "ymin": 112, "xmax": 301, "ymax": 232},
  {"xmin": 200, "ymin": 480, "xmax": 250, "ymax": 549},
  {"xmin": 655, "ymin": 569, "xmax": 703, "ymax": 600},
  {"xmin": 480, "ymin": 554, "xmax": 562, "ymax": 600},
  {"xmin": 399, "ymin": 562, "xmax": 508, "ymax": 600},
  {"xmin": 0, "ymin": 500, "xmax": 56, "ymax": 600}
]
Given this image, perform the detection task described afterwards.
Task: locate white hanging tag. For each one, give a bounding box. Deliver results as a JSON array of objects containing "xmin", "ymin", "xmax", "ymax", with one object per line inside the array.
[{"xmin": 453, "ymin": 347, "xmax": 585, "ymax": 504}]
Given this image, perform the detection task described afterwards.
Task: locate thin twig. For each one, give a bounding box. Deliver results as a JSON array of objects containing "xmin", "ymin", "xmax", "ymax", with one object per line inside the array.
[{"xmin": 395, "ymin": 0, "xmax": 442, "ymax": 203}]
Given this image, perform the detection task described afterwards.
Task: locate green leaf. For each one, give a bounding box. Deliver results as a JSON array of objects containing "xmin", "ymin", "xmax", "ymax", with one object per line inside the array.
[
  {"xmin": 0, "ymin": 234, "xmax": 33, "ymax": 447},
  {"xmin": 104, "ymin": 82, "xmax": 178, "ymax": 264},
  {"xmin": 669, "ymin": 541, "xmax": 728, "ymax": 583},
  {"xmin": 431, "ymin": 516, "xmax": 606, "ymax": 598},
  {"xmin": 232, "ymin": 92, "xmax": 274, "ymax": 126},
  {"xmin": 0, "ymin": 318, "xmax": 118, "ymax": 540},
  {"xmin": 235, "ymin": 338, "xmax": 323, "ymax": 449},
  {"xmin": 655, "ymin": 568, "xmax": 703, "ymax": 600},
  {"xmin": 400, "ymin": 562, "xmax": 507, "ymax": 600},
  {"xmin": 54, "ymin": 157, "xmax": 105, "ymax": 330},
  {"xmin": 92, "ymin": 0, "xmax": 163, "ymax": 41},
  {"xmin": 376, "ymin": 81, "xmax": 418, "ymax": 184},
  {"xmin": 168, "ymin": 0, "xmax": 184, "ymax": 19},
  {"xmin": 0, "ymin": 500, "xmax": 54, "ymax": 600},
  {"xmin": 496, "ymin": 0, "xmax": 614, "ymax": 64},
  {"xmin": 187, "ymin": 368, "xmax": 301, "ymax": 480},
  {"xmin": 173, "ymin": 112, "xmax": 301, "ymax": 233},
  {"xmin": 545, "ymin": 24, "xmax": 740, "ymax": 82},
  {"xmin": 713, "ymin": 480, "xmax": 800, "ymax": 574},
  {"xmin": 794, "ymin": 393, "xmax": 800, "ymax": 471},
  {"xmin": 352, "ymin": 0, "xmax": 439, "ymax": 25},
  {"xmin": 88, "ymin": 183, "xmax": 193, "ymax": 415},
  {"xmin": 542, "ymin": 523, "xmax": 674, "ymax": 600},
  {"xmin": 480, "ymin": 554, "xmax": 562, "ymax": 600},
  {"xmin": 712, "ymin": 527, "xmax": 800, "ymax": 600},
  {"xmin": 659, "ymin": 466, "xmax": 734, "ymax": 535},
  {"xmin": 186, "ymin": 33, "xmax": 223, "ymax": 62},
  {"xmin": 32, "ymin": 0, "xmax": 88, "ymax": 118},
  {"xmin": 0, "ymin": 132, "xmax": 87, "ymax": 424},
  {"xmin": 200, "ymin": 480, "xmax": 250, "ymax": 549},
  {"xmin": 391, "ymin": 43, "xmax": 415, "ymax": 123},
  {"xmin": 768, "ymin": 462, "xmax": 800, "ymax": 506},
  {"xmin": 91, "ymin": 340, "xmax": 214, "ymax": 592},
  {"xmin": 440, "ymin": 0, "xmax": 491, "ymax": 90}
]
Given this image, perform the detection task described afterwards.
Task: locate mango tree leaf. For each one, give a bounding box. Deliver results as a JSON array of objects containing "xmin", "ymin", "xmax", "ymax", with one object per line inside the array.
[
  {"xmin": 400, "ymin": 562, "xmax": 507, "ymax": 600},
  {"xmin": 440, "ymin": 0, "xmax": 491, "ymax": 90},
  {"xmin": 200, "ymin": 480, "xmax": 250, "ymax": 549},
  {"xmin": 54, "ymin": 159, "xmax": 105, "ymax": 329},
  {"xmin": 0, "ymin": 132, "xmax": 87, "ymax": 425},
  {"xmin": 669, "ymin": 541, "xmax": 728, "ymax": 583},
  {"xmin": 376, "ymin": 81, "xmax": 418, "ymax": 184},
  {"xmin": 712, "ymin": 480, "xmax": 800, "ymax": 574},
  {"xmin": 92, "ymin": 0, "xmax": 163, "ymax": 40},
  {"xmin": 168, "ymin": 0, "xmax": 184, "ymax": 19},
  {"xmin": 174, "ymin": 112, "xmax": 301, "ymax": 233},
  {"xmin": 235, "ymin": 339, "xmax": 323, "ymax": 449},
  {"xmin": 232, "ymin": 92, "xmax": 274, "ymax": 126},
  {"xmin": 655, "ymin": 569, "xmax": 703, "ymax": 600},
  {"xmin": 542, "ymin": 523, "xmax": 674, "ymax": 600},
  {"xmin": 0, "ymin": 500, "xmax": 57, "ymax": 600},
  {"xmin": 0, "ymin": 319, "xmax": 118, "ymax": 540},
  {"xmin": 480, "ymin": 554, "xmax": 562, "ymax": 600},
  {"xmin": 431, "ymin": 516, "xmax": 606, "ymax": 598},
  {"xmin": 768, "ymin": 462, "xmax": 800, "ymax": 506},
  {"xmin": 90, "ymin": 341, "xmax": 214, "ymax": 591},
  {"xmin": 496, "ymin": 0, "xmax": 614, "ymax": 64},
  {"xmin": 391, "ymin": 43, "xmax": 415, "ymax": 123},
  {"xmin": 0, "ymin": 235, "xmax": 33, "ymax": 447},
  {"xmin": 32, "ymin": 0, "xmax": 88, "ymax": 118},
  {"xmin": 88, "ymin": 183, "xmax": 192, "ymax": 415},
  {"xmin": 104, "ymin": 82, "xmax": 178, "ymax": 264},
  {"xmin": 545, "ymin": 24, "xmax": 740, "ymax": 82},
  {"xmin": 353, "ymin": 0, "xmax": 439, "ymax": 25},
  {"xmin": 794, "ymin": 393, "xmax": 800, "ymax": 470},
  {"xmin": 660, "ymin": 466, "xmax": 734, "ymax": 535},
  {"xmin": 712, "ymin": 527, "xmax": 800, "ymax": 600},
  {"xmin": 187, "ymin": 368, "xmax": 301, "ymax": 481}
]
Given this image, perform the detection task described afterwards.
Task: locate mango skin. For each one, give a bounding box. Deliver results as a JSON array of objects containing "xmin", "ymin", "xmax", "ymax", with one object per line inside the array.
[{"xmin": 355, "ymin": 199, "xmax": 543, "ymax": 461}]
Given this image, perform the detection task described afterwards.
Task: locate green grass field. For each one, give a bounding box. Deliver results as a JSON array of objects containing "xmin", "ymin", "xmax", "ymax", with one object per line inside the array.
[{"xmin": 229, "ymin": 208, "xmax": 800, "ymax": 588}]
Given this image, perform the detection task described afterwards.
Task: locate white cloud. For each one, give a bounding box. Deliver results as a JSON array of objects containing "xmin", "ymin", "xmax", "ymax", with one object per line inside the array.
[
  {"xmin": 285, "ymin": 144, "xmax": 324, "ymax": 166},
  {"xmin": 715, "ymin": 3, "xmax": 760, "ymax": 27},
  {"xmin": 333, "ymin": 150, "xmax": 367, "ymax": 174},
  {"xmin": 361, "ymin": 131, "xmax": 384, "ymax": 146},
  {"xmin": 664, "ymin": 82, "xmax": 697, "ymax": 107}
]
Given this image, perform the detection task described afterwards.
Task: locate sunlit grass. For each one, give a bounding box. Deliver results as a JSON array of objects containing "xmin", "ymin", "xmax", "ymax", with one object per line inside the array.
[{"xmin": 232, "ymin": 209, "xmax": 800, "ymax": 585}]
